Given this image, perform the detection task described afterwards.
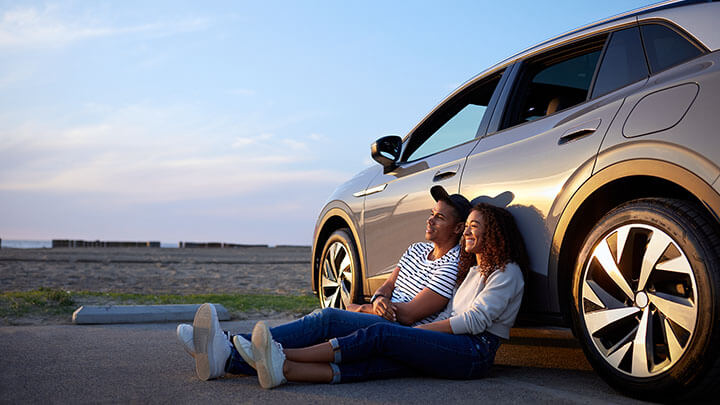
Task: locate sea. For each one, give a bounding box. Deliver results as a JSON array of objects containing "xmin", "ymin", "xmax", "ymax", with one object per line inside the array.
[{"xmin": 0, "ymin": 240, "xmax": 179, "ymax": 249}]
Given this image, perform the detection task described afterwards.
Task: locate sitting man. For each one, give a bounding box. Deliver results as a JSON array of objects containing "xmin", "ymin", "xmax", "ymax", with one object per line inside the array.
[{"xmin": 178, "ymin": 185, "xmax": 472, "ymax": 380}]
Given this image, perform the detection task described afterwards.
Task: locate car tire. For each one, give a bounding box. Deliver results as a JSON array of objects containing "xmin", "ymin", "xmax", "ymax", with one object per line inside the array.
[
  {"xmin": 318, "ymin": 228, "xmax": 362, "ymax": 309},
  {"xmin": 571, "ymin": 198, "xmax": 720, "ymax": 401}
]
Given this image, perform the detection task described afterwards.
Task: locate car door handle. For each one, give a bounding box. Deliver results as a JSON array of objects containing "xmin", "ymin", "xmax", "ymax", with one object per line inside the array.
[
  {"xmin": 433, "ymin": 165, "xmax": 459, "ymax": 182},
  {"xmin": 558, "ymin": 118, "xmax": 601, "ymax": 145}
]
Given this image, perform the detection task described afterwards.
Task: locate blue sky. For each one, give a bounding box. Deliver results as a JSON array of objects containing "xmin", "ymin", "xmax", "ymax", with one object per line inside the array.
[{"xmin": 0, "ymin": 0, "xmax": 652, "ymax": 245}]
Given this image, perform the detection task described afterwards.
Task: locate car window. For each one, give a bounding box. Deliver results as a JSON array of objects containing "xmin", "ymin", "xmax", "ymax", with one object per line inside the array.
[
  {"xmin": 640, "ymin": 24, "xmax": 704, "ymax": 74},
  {"xmin": 403, "ymin": 73, "xmax": 502, "ymax": 162},
  {"xmin": 591, "ymin": 27, "xmax": 649, "ymax": 98},
  {"xmin": 502, "ymin": 35, "xmax": 606, "ymax": 128}
]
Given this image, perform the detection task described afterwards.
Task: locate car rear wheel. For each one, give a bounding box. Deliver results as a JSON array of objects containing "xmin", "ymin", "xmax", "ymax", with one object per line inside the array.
[
  {"xmin": 571, "ymin": 198, "xmax": 720, "ymax": 401},
  {"xmin": 318, "ymin": 229, "xmax": 361, "ymax": 309}
]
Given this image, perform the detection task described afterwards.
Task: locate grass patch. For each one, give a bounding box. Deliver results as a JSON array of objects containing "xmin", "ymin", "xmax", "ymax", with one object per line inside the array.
[
  {"xmin": 0, "ymin": 288, "xmax": 320, "ymax": 323},
  {"xmin": 0, "ymin": 287, "xmax": 76, "ymax": 318}
]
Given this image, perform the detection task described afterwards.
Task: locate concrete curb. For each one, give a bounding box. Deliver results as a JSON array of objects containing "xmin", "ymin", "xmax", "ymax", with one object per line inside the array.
[{"xmin": 72, "ymin": 304, "xmax": 230, "ymax": 324}]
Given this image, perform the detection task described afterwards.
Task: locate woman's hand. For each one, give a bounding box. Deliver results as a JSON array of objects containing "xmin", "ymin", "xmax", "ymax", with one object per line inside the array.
[{"xmin": 372, "ymin": 296, "xmax": 397, "ymax": 322}]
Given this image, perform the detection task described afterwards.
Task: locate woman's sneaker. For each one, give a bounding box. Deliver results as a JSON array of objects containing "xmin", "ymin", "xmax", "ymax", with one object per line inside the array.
[
  {"xmin": 193, "ymin": 303, "xmax": 231, "ymax": 380},
  {"xmin": 233, "ymin": 335, "xmax": 256, "ymax": 368},
  {"xmin": 176, "ymin": 324, "xmax": 195, "ymax": 357},
  {"xmin": 251, "ymin": 321, "xmax": 287, "ymax": 389}
]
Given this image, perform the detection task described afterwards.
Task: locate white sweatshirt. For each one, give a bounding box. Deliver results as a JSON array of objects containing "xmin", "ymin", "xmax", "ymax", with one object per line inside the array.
[{"xmin": 434, "ymin": 262, "xmax": 524, "ymax": 339}]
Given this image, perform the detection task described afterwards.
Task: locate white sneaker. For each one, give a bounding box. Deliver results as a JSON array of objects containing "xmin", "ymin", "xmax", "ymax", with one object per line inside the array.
[
  {"xmin": 233, "ymin": 334, "xmax": 256, "ymax": 369},
  {"xmin": 176, "ymin": 324, "xmax": 195, "ymax": 357},
  {"xmin": 251, "ymin": 321, "xmax": 287, "ymax": 389},
  {"xmin": 193, "ymin": 303, "xmax": 231, "ymax": 380}
]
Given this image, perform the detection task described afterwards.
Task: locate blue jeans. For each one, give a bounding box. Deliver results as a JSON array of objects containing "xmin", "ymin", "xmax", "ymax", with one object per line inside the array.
[
  {"xmin": 226, "ymin": 307, "xmax": 393, "ymax": 375},
  {"xmin": 329, "ymin": 322, "xmax": 501, "ymax": 382}
]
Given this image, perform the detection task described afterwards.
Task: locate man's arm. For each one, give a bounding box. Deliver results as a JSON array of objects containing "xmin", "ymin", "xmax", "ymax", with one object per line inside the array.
[
  {"xmin": 373, "ymin": 266, "xmax": 399, "ymax": 298},
  {"xmin": 369, "ymin": 267, "xmax": 400, "ymax": 320},
  {"xmin": 393, "ymin": 288, "xmax": 449, "ymax": 325}
]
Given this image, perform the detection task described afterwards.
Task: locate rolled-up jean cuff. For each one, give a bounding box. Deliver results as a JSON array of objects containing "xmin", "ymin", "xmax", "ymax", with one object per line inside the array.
[
  {"xmin": 329, "ymin": 362, "xmax": 341, "ymax": 384},
  {"xmin": 329, "ymin": 338, "xmax": 342, "ymax": 363}
]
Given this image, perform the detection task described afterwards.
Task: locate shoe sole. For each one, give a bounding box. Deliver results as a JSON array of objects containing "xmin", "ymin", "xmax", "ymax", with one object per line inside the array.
[
  {"xmin": 251, "ymin": 322, "xmax": 277, "ymax": 389},
  {"xmin": 233, "ymin": 335, "xmax": 256, "ymax": 369},
  {"xmin": 193, "ymin": 303, "xmax": 217, "ymax": 380}
]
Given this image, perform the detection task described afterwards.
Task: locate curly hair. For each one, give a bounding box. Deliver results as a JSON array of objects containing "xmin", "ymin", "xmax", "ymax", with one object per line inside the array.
[{"xmin": 455, "ymin": 203, "xmax": 529, "ymax": 285}]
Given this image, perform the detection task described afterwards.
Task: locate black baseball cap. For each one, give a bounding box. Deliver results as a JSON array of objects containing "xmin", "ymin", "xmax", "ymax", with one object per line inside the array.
[{"xmin": 430, "ymin": 185, "xmax": 472, "ymax": 222}]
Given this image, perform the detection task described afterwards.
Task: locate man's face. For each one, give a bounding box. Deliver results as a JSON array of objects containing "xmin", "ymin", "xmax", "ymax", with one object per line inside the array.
[{"xmin": 425, "ymin": 200, "xmax": 461, "ymax": 244}]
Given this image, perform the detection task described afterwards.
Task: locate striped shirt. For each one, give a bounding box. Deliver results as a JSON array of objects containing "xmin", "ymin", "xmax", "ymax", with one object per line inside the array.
[{"xmin": 391, "ymin": 242, "xmax": 460, "ymax": 325}]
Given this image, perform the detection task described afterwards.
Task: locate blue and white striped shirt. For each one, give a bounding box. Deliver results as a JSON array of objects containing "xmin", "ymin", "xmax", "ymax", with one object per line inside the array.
[{"xmin": 392, "ymin": 242, "xmax": 460, "ymax": 325}]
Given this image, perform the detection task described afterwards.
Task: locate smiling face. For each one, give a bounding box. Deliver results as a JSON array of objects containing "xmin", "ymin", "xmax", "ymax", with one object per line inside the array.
[
  {"xmin": 463, "ymin": 210, "xmax": 485, "ymax": 254},
  {"xmin": 425, "ymin": 200, "xmax": 463, "ymax": 245}
]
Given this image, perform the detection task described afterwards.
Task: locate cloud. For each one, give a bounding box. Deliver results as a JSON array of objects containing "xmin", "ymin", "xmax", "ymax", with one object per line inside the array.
[
  {"xmin": 0, "ymin": 104, "xmax": 351, "ymax": 205},
  {"xmin": 232, "ymin": 133, "xmax": 307, "ymax": 152},
  {"xmin": 0, "ymin": 5, "xmax": 209, "ymax": 49}
]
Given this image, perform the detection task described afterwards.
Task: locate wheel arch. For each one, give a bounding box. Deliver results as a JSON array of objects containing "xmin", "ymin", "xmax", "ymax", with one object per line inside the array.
[
  {"xmin": 550, "ymin": 159, "xmax": 720, "ymax": 326},
  {"xmin": 311, "ymin": 204, "xmax": 366, "ymax": 297}
]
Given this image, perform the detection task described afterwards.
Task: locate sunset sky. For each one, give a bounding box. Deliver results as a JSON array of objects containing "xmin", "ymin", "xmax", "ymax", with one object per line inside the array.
[{"xmin": 0, "ymin": 0, "xmax": 651, "ymax": 245}]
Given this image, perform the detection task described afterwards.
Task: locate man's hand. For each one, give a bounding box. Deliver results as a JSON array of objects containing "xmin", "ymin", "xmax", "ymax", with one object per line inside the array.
[
  {"xmin": 347, "ymin": 303, "xmax": 373, "ymax": 313},
  {"xmin": 372, "ymin": 296, "xmax": 397, "ymax": 322}
]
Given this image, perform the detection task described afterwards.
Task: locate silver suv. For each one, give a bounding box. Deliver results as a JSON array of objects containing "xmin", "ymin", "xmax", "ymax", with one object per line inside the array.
[{"xmin": 311, "ymin": 0, "xmax": 720, "ymax": 400}]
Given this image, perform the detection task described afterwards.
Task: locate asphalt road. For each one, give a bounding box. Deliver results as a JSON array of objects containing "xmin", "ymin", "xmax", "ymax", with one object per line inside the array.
[{"xmin": 0, "ymin": 320, "xmax": 648, "ymax": 404}]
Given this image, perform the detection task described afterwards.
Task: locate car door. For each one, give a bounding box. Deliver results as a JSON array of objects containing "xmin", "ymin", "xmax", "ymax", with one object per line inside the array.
[
  {"xmin": 360, "ymin": 71, "xmax": 507, "ymax": 292},
  {"xmin": 459, "ymin": 23, "xmax": 651, "ymax": 313}
]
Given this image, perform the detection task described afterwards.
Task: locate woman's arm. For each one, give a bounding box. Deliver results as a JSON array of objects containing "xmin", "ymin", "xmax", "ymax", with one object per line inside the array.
[
  {"xmin": 448, "ymin": 264, "xmax": 524, "ymax": 335},
  {"xmin": 414, "ymin": 319, "xmax": 453, "ymax": 333}
]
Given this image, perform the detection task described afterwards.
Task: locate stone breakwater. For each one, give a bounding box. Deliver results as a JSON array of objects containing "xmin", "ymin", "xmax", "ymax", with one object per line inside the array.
[{"xmin": 0, "ymin": 246, "xmax": 312, "ymax": 296}]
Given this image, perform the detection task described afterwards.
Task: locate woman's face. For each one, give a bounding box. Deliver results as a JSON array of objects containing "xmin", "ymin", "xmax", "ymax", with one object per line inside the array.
[
  {"xmin": 463, "ymin": 210, "xmax": 485, "ymax": 253},
  {"xmin": 425, "ymin": 200, "xmax": 462, "ymax": 244}
]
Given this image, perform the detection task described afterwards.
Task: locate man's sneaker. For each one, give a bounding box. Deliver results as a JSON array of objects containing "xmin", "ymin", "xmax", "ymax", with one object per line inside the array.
[
  {"xmin": 233, "ymin": 334, "xmax": 256, "ymax": 368},
  {"xmin": 193, "ymin": 303, "xmax": 231, "ymax": 380},
  {"xmin": 176, "ymin": 323, "xmax": 195, "ymax": 357},
  {"xmin": 252, "ymin": 321, "xmax": 287, "ymax": 389}
]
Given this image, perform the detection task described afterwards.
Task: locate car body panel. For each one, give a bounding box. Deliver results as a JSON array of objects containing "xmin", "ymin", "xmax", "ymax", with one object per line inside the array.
[
  {"xmin": 361, "ymin": 142, "xmax": 474, "ymax": 280},
  {"xmin": 595, "ymin": 51, "xmax": 720, "ymax": 184},
  {"xmin": 639, "ymin": 2, "xmax": 720, "ymax": 50},
  {"xmin": 459, "ymin": 86, "xmax": 630, "ymax": 313}
]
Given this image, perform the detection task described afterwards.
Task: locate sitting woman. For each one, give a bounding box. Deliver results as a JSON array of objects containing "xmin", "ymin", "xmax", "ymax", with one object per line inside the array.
[{"xmin": 249, "ymin": 203, "xmax": 528, "ymax": 388}]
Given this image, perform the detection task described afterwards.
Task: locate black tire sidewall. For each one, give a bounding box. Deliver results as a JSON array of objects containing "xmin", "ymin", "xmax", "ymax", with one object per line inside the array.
[
  {"xmin": 571, "ymin": 199, "xmax": 718, "ymax": 399},
  {"xmin": 318, "ymin": 229, "xmax": 362, "ymax": 308}
]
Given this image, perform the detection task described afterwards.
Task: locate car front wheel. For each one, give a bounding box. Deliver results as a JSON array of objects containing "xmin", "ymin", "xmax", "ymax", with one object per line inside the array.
[
  {"xmin": 572, "ymin": 198, "xmax": 720, "ymax": 401},
  {"xmin": 318, "ymin": 228, "xmax": 361, "ymax": 309}
]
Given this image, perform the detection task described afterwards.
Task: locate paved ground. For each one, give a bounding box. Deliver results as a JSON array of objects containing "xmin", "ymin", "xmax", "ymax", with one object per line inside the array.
[{"xmin": 0, "ymin": 320, "xmax": 649, "ymax": 404}]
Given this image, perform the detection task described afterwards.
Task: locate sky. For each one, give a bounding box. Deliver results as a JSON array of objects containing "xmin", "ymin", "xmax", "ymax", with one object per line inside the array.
[{"xmin": 0, "ymin": 0, "xmax": 653, "ymax": 245}]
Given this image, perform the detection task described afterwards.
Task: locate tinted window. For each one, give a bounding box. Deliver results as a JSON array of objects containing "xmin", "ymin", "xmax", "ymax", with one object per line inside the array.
[
  {"xmin": 592, "ymin": 27, "xmax": 649, "ymax": 98},
  {"xmin": 641, "ymin": 24, "xmax": 704, "ymax": 73},
  {"xmin": 503, "ymin": 36, "xmax": 606, "ymax": 128},
  {"xmin": 404, "ymin": 74, "xmax": 501, "ymax": 162}
]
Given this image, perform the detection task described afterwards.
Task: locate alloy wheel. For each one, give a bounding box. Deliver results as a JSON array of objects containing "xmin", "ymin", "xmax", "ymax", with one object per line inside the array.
[
  {"xmin": 320, "ymin": 240, "xmax": 354, "ymax": 308},
  {"xmin": 580, "ymin": 223, "xmax": 698, "ymax": 377}
]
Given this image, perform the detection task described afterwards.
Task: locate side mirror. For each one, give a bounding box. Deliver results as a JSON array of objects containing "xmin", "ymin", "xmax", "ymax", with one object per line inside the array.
[{"xmin": 371, "ymin": 135, "xmax": 402, "ymax": 172}]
